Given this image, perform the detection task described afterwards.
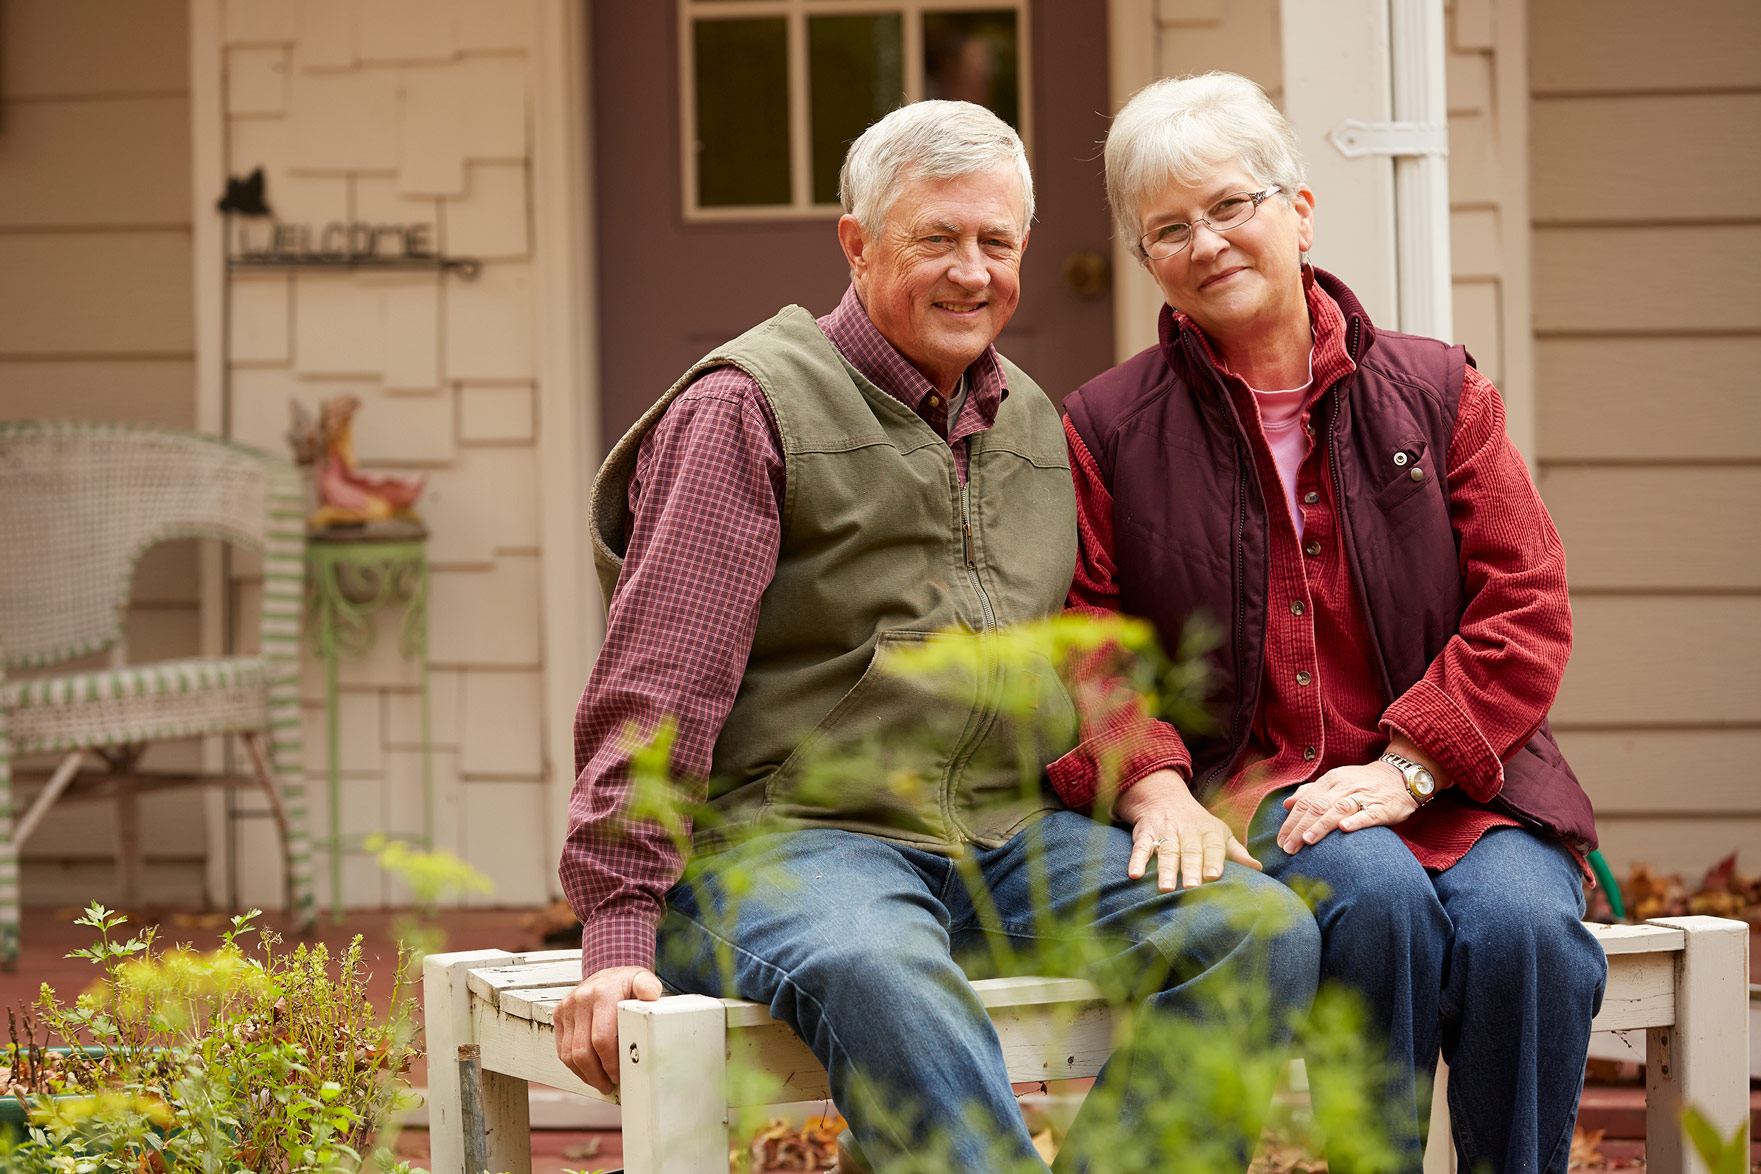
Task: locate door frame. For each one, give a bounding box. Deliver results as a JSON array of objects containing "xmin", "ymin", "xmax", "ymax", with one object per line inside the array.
[{"xmin": 533, "ymin": 0, "xmax": 601, "ymax": 891}]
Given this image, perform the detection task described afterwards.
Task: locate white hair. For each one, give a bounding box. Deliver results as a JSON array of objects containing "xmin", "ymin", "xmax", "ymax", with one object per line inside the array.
[
  {"xmin": 839, "ymin": 100, "xmax": 1034, "ymax": 234},
  {"xmin": 1105, "ymin": 72, "xmax": 1306, "ymax": 258}
]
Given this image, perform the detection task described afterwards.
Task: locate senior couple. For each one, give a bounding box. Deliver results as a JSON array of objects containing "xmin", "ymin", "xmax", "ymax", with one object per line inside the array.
[{"xmin": 557, "ymin": 73, "xmax": 1605, "ymax": 1174}]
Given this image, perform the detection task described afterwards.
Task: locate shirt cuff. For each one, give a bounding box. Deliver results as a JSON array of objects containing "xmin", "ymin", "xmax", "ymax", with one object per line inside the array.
[
  {"xmin": 1047, "ymin": 719, "xmax": 1190, "ymax": 813},
  {"xmin": 580, "ymin": 912, "xmax": 662, "ymax": 977},
  {"xmin": 1381, "ymin": 679, "xmax": 1503, "ymax": 803}
]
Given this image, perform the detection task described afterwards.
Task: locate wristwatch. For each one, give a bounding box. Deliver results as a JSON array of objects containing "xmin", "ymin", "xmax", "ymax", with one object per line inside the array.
[{"xmin": 1380, "ymin": 752, "xmax": 1437, "ymax": 806}]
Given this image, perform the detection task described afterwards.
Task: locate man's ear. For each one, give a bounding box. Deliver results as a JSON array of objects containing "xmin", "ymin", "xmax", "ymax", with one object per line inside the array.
[{"xmin": 837, "ymin": 214, "xmax": 869, "ymax": 277}]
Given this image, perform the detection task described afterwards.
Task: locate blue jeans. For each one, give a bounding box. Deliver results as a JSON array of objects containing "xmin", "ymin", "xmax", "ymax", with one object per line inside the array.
[
  {"xmin": 1248, "ymin": 795, "xmax": 1607, "ymax": 1174},
  {"xmin": 659, "ymin": 811, "xmax": 1320, "ymax": 1172}
]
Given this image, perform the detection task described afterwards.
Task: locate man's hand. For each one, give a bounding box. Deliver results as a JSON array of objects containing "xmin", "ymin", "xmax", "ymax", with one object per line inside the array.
[
  {"xmin": 1116, "ymin": 769, "xmax": 1260, "ymax": 890},
  {"xmin": 552, "ymin": 966, "xmax": 664, "ymax": 1094}
]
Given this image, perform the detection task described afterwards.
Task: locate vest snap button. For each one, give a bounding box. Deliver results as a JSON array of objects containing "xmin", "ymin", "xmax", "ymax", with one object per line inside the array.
[
  {"xmin": 1394, "ymin": 451, "xmax": 1409, "ymax": 466},
  {"xmin": 1410, "ymin": 466, "xmax": 1425, "ymax": 482}
]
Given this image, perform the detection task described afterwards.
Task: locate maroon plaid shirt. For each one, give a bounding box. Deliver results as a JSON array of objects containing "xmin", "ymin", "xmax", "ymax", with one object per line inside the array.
[{"xmin": 562, "ymin": 286, "xmax": 1010, "ymax": 975}]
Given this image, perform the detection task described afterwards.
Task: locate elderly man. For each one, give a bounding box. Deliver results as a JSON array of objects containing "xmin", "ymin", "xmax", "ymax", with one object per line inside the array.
[{"xmin": 555, "ymin": 100, "xmax": 1318, "ymax": 1171}]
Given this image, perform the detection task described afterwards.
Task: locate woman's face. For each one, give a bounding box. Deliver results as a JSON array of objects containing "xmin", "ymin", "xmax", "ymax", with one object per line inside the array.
[{"xmin": 1136, "ymin": 162, "xmax": 1315, "ymax": 345}]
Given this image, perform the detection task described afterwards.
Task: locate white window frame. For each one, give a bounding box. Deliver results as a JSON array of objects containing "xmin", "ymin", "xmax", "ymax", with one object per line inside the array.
[{"xmin": 678, "ymin": 0, "xmax": 1033, "ymax": 221}]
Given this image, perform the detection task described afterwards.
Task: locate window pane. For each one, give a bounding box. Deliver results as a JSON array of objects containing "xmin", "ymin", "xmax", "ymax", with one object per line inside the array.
[
  {"xmin": 694, "ymin": 18, "xmax": 791, "ymax": 207},
  {"xmin": 808, "ymin": 14, "xmax": 904, "ymax": 206},
  {"xmin": 922, "ymin": 11, "xmax": 1020, "ymax": 130}
]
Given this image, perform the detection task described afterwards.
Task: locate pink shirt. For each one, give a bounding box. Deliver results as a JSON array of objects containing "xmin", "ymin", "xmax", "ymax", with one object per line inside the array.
[{"xmin": 1247, "ymin": 353, "xmax": 1315, "ymax": 539}]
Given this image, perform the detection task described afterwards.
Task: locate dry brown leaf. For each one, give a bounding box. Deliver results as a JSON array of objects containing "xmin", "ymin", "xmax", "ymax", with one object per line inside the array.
[{"xmin": 1570, "ymin": 1126, "xmax": 1609, "ymax": 1170}]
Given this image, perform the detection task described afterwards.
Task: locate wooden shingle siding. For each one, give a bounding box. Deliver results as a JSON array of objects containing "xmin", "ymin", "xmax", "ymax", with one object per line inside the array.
[{"xmin": 1529, "ymin": 0, "xmax": 1761, "ymax": 874}]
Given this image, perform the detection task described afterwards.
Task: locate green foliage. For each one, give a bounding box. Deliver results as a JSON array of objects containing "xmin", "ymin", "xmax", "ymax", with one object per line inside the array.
[
  {"xmin": 1682, "ymin": 1104, "xmax": 1749, "ymax": 1174},
  {"xmin": 0, "ymin": 904, "xmax": 421, "ymax": 1174},
  {"xmin": 364, "ymin": 834, "xmax": 495, "ymax": 975}
]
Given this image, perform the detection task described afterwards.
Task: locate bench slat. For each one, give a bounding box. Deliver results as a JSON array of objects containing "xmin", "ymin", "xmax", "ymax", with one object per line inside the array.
[
  {"xmin": 721, "ymin": 1000, "xmax": 1119, "ymax": 1104},
  {"xmin": 466, "ymin": 958, "xmax": 587, "ymax": 1007},
  {"xmin": 1591, "ymin": 951, "xmax": 1678, "ymax": 1032},
  {"xmin": 1586, "ymin": 923, "xmax": 1685, "ymax": 954},
  {"xmin": 467, "ymin": 922, "xmax": 1689, "ymax": 1092}
]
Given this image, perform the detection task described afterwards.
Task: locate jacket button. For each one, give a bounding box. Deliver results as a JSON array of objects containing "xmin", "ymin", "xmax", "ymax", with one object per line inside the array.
[
  {"xmin": 1303, "ymin": 491, "xmax": 1319, "ymax": 504},
  {"xmin": 1410, "ymin": 466, "xmax": 1425, "ymax": 482},
  {"xmin": 1305, "ymin": 541, "xmax": 1322, "ymax": 556},
  {"xmin": 1290, "ymin": 600, "xmax": 1306, "ymax": 616},
  {"xmin": 1303, "ymin": 745, "xmax": 1318, "ymax": 761},
  {"xmin": 1296, "ymin": 670, "xmax": 1312, "ymax": 686}
]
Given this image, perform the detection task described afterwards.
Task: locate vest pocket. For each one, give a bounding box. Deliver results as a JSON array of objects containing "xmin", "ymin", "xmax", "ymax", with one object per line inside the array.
[
  {"xmin": 759, "ymin": 630, "xmax": 973, "ymax": 840},
  {"xmin": 1373, "ymin": 438, "xmax": 1437, "ymax": 516}
]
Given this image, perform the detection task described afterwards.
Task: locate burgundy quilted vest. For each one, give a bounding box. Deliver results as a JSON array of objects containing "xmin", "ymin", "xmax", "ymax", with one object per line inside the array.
[{"xmin": 1064, "ymin": 270, "xmax": 1596, "ymax": 853}]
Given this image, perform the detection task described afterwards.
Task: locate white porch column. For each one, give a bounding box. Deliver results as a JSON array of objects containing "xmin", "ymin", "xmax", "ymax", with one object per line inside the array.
[{"xmin": 1282, "ymin": 0, "xmax": 1452, "ymax": 340}]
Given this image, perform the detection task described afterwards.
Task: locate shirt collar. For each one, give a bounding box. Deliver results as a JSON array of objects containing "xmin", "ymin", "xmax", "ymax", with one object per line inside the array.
[
  {"xmin": 1166, "ymin": 268, "xmax": 1357, "ymax": 403},
  {"xmin": 817, "ymin": 285, "xmax": 1008, "ymax": 434}
]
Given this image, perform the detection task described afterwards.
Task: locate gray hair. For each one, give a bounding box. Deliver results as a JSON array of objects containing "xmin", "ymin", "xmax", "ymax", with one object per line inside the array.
[
  {"xmin": 839, "ymin": 100, "xmax": 1034, "ymax": 234},
  {"xmin": 1106, "ymin": 72, "xmax": 1305, "ymax": 258}
]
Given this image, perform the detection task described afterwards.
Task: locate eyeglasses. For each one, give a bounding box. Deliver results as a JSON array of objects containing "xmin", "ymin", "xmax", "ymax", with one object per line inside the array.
[{"xmin": 1138, "ymin": 187, "xmax": 1281, "ymax": 260}]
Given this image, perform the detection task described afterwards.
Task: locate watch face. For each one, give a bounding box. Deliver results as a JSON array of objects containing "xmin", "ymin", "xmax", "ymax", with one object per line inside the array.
[{"xmin": 1411, "ymin": 768, "xmax": 1435, "ymax": 797}]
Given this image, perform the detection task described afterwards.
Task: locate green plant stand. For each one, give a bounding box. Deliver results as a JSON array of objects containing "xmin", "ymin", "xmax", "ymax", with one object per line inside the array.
[{"xmin": 305, "ymin": 532, "xmax": 434, "ymax": 924}]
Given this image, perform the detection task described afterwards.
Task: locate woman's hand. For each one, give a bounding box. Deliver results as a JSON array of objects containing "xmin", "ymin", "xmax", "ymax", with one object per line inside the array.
[
  {"xmin": 1277, "ymin": 757, "xmax": 1416, "ymax": 853},
  {"xmin": 1117, "ymin": 769, "xmax": 1261, "ymax": 890}
]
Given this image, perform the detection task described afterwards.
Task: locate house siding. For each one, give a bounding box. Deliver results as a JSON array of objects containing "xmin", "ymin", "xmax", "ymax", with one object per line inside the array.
[
  {"xmin": 0, "ymin": 0, "xmax": 210, "ymax": 904},
  {"xmin": 213, "ymin": 0, "xmax": 555, "ymax": 912},
  {"xmin": 1529, "ymin": 0, "xmax": 1761, "ymax": 874}
]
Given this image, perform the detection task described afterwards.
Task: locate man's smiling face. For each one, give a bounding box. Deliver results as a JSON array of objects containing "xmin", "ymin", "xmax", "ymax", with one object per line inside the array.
[{"xmin": 839, "ymin": 167, "xmax": 1029, "ymax": 395}]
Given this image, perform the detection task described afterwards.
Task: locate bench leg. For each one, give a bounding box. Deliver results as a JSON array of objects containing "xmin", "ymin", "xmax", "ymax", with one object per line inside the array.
[
  {"xmin": 423, "ymin": 950, "xmax": 524, "ymax": 1174},
  {"xmin": 1644, "ymin": 917, "xmax": 1750, "ymax": 1174},
  {"xmin": 1421, "ymin": 1059, "xmax": 1455, "ymax": 1174},
  {"xmin": 619, "ymin": 994, "xmax": 729, "ymax": 1174}
]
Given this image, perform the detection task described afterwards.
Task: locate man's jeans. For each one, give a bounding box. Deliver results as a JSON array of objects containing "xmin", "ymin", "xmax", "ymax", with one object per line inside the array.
[
  {"xmin": 1248, "ymin": 796, "xmax": 1607, "ymax": 1174},
  {"xmin": 658, "ymin": 811, "xmax": 1320, "ymax": 1172}
]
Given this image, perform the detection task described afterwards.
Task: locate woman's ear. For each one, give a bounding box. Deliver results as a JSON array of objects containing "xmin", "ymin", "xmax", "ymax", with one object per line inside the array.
[{"xmin": 1293, "ymin": 185, "xmax": 1317, "ymax": 254}]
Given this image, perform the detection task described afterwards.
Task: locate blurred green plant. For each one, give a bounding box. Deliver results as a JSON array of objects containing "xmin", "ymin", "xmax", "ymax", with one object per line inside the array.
[
  {"xmin": 1683, "ymin": 1104, "xmax": 1749, "ymax": 1174},
  {"xmin": 0, "ymin": 903, "xmax": 420, "ymax": 1173}
]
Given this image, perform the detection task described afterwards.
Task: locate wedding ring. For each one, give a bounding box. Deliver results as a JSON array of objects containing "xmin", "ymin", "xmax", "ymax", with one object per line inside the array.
[
  {"xmin": 1152, "ymin": 835, "xmax": 1174, "ymax": 850},
  {"xmin": 1351, "ymin": 795, "xmax": 1368, "ymax": 814}
]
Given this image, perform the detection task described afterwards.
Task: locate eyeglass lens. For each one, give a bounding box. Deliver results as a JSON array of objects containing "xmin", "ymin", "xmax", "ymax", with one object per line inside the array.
[{"xmin": 1143, "ymin": 191, "xmax": 1265, "ymax": 258}]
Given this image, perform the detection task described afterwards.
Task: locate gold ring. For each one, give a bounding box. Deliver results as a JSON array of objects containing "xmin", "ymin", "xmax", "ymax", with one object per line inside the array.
[{"xmin": 1352, "ymin": 795, "xmax": 1368, "ymax": 813}]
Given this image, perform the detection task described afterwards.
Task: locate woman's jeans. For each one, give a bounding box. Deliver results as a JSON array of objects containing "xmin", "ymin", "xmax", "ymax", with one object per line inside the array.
[
  {"xmin": 658, "ymin": 811, "xmax": 1321, "ymax": 1173},
  {"xmin": 1248, "ymin": 794, "xmax": 1607, "ymax": 1174}
]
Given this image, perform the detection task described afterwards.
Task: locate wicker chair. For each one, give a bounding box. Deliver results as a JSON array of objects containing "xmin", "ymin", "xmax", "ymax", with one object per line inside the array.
[{"xmin": 0, "ymin": 420, "xmax": 315, "ymax": 965}]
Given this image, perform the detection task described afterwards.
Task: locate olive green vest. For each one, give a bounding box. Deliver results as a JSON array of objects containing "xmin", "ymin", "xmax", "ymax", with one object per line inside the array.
[{"xmin": 591, "ymin": 306, "xmax": 1079, "ymax": 855}]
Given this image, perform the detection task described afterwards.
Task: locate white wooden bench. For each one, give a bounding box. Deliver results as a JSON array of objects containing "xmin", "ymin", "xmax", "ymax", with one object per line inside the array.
[{"xmin": 422, "ymin": 916, "xmax": 1750, "ymax": 1174}]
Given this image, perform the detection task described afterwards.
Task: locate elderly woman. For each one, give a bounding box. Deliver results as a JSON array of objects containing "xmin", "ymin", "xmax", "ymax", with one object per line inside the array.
[{"xmin": 1050, "ymin": 73, "xmax": 1606, "ymax": 1173}]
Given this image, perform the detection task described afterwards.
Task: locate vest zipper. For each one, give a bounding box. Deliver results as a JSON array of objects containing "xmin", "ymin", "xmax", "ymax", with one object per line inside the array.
[
  {"xmin": 1328, "ymin": 316, "xmax": 1396, "ymax": 702},
  {"xmin": 960, "ymin": 482, "xmax": 997, "ymax": 632},
  {"xmin": 1198, "ymin": 446, "xmax": 1251, "ymax": 795}
]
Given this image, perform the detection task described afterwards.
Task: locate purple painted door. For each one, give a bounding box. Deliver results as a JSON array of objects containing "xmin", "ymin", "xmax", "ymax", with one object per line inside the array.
[{"xmin": 590, "ymin": 0, "xmax": 1116, "ymax": 449}]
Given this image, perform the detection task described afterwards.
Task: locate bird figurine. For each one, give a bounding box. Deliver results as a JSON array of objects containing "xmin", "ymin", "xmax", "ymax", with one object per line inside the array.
[{"xmin": 289, "ymin": 394, "xmax": 427, "ymax": 533}]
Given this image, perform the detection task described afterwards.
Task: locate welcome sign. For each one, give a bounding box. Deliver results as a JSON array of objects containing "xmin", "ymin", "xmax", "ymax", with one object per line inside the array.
[{"xmin": 219, "ymin": 169, "xmax": 480, "ymax": 278}]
